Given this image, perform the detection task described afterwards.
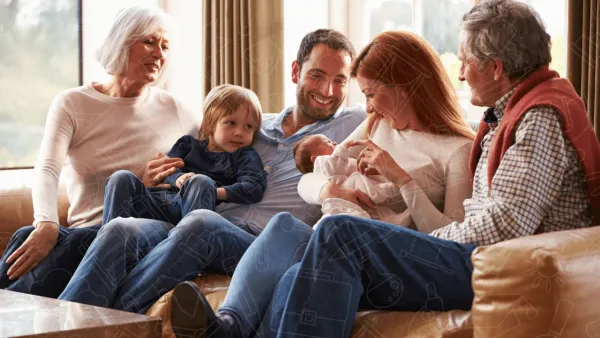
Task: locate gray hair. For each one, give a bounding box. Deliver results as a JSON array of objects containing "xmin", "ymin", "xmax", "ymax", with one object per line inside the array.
[
  {"xmin": 96, "ymin": 6, "xmax": 172, "ymax": 76},
  {"xmin": 460, "ymin": 0, "xmax": 551, "ymax": 80}
]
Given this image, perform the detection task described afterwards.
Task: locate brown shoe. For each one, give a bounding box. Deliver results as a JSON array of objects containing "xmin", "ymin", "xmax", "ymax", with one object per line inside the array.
[
  {"xmin": 170, "ymin": 281, "xmax": 240, "ymax": 338},
  {"xmin": 170, "ymin": 281, "xmax": 209, "ymax": 338}
]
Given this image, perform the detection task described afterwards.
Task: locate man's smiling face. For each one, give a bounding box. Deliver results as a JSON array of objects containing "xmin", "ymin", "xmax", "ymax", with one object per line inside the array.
[{"xmin": 292, "ymin": 43, "xmax": 352, "ymax": 121}]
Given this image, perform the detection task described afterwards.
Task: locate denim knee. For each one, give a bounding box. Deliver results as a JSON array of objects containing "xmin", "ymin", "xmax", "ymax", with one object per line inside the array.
[
  {"xmin": 265, "ymin": 212, "xmax": 297, "ymax": 233},
  {"xmin": 313, "ymin": 215, "xmax": 369, "ymax": 242},
  {"xmin": 105, "ymin": 170, "xmax": 142, "ymax": 191},
  {"xmin": 3, "ymin": 225, "xmax": 35, "ymax": 249},
  {"xmin": 11, "ymin": 225, "xmax": 36, "ymax": 240},
  {"xmin": 173, "ymin": 209, "xmax": 223, "ymax": 235},
  {"xmin": 181, "ymin": 173, "xmax": 216, "ymax": 191},
  {"xmin": 97, "ymin": 217, "xmax": 144, "ymax": 241}
]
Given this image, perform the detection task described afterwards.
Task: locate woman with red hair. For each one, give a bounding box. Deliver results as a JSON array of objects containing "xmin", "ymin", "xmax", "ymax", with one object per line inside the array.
[
  {"xmin": 307, "ymin": 30, "xmax": 477, "ymax": 234},
  {"xmin": 169, "ymin": 31, "xmax": 476, "ymax": 338}
]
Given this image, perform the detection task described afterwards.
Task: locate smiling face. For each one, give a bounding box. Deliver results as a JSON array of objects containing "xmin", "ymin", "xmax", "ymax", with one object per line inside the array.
[
  {"xmin": 356, "ymin": 75, "xmax": 416, "ymax": 131},
  {"xmin": 124, "ymin": 29, "xmax": 169, "ymax": 85},
  {"xmin": 208, "ymin": 104, "xmax": 259, "ymax": 153},
  {"xmin": 458, "ymin": 42, "xmax": 499, "ymax": 108},
  {"xmin": 292, "ymin": 44, "xmax": 352, "ymax": 121}
]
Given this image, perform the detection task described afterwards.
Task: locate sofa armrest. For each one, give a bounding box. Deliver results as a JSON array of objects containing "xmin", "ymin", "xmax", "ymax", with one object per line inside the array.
[
  {"xmin": 0, "ymin": 187, "xmax": 35, "ymax": 253},
  {"xmin": 471, "ymin": 226, "xmax": 600, "ymax": 338},
  {"xmin": 0, "ymin": 169, "xmax": 69, "ymax": 254}
]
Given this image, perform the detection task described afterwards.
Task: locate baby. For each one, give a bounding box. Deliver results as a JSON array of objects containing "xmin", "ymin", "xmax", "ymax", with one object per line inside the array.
[{"xmin": 294, "ymin": 134, "xmax": 411, "ymax": 228}]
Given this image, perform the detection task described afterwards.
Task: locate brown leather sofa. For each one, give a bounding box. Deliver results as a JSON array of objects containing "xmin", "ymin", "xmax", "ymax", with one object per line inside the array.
[{"xmin": 1, "ymin": 169, "xmax": 599, "ymax": 337}]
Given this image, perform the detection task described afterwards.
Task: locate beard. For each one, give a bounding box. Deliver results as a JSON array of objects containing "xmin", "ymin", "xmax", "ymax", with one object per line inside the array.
[{"xmin": 296, "ymin": 88, "xmax": 342, "ymax": 121}]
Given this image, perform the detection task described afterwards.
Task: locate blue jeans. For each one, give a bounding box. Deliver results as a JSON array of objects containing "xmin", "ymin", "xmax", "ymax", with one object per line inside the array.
[
  {"xmin": 0, "ymin": 224, "xmax": 100, "ymax": 298},
  {"xmin": 102, "ymin": 170, "xmax": 217, "ymax": 225},
  {"xmin": 58, "ymin": 209, "xmax": 258, "ymax": 314},
  {"xmin": 218, "ymin": 212, "xmax": 314, "ymax": 337},
  {"xmin": 262, "ymin": 215, "xmax": 476, "ymax": 338}
]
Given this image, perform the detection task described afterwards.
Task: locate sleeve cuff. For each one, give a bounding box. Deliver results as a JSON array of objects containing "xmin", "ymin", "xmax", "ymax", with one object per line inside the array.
[
  {"xmin": 298, "ymin": 173, "xmax": 330, "ymax": 205},
  {"xmin": 33, "ymin": 217, "xmax": 60, "ymax": 228}
]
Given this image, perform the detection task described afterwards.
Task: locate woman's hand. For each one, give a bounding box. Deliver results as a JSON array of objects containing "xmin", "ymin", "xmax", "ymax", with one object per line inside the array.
[
  {"xmin": 320, "ymin": 182, "xmax": 376, "ymax": 209},
  {"xmin": 6, "ymin": 221, "xmax": 59, "ymax": 280},
  {"xmin": 142, "ymin": 153, "xmax": 184, "ymax": 188},
  {"xmin": 346, "ymin": 140, "xmax": 413, "ymax": 188}
]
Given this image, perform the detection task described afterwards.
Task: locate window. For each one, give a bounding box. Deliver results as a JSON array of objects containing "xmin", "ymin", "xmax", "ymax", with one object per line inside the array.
[
  {"xmin": 0, "ymin": 0, "xmax": 203, "ymax": 169},
  {"xmin": 284, "ymin": 0, "xmax": 568, "ymax": 120},
  {"xmin": 362, "ymin": 0, "xmax": 476, "ymax": 116},
  {"xmin": 0, "ymin": 0, "xmax": 81, "ymax": 168}
]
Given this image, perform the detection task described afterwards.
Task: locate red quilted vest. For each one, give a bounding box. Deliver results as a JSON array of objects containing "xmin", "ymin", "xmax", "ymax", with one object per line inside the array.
[{"xmin": 470, "ymin": 65, "xmax": 600, "ymax": 228}]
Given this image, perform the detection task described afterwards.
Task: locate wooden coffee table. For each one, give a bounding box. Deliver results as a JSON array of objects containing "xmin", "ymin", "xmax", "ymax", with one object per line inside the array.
[{"xmin": 0, "ymin": 289, "xmax": 161, "ymax": 337}]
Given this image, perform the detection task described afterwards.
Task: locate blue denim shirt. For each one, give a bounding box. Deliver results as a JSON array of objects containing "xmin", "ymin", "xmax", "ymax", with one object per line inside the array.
[{"xmin": 216, "ymin": 105, "xmax": 367, "ymax": 232}]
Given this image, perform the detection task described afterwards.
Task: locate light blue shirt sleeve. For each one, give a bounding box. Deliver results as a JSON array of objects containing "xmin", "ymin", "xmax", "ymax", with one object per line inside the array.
[{"xmin": 216, "ymin": 105, "xmax": 367, "ymax": 230}]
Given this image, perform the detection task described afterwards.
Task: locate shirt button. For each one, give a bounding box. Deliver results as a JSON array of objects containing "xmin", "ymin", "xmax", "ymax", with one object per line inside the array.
[
  {"xmin": 279, "ymin": 143, "xmax": 285, "ymax": 149},
  {"xmin": 264, "ymin": 165, "xmax": 271, "ymax": 172}
]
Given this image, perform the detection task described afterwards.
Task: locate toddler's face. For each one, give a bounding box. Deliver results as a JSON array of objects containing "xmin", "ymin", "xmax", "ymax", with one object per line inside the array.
[
  {"xmin": 308, "ymin": 135, "xmax": 337, "ymax": 158},
  {"xmin": 209, "ymin": 104, "xmax": 258, "ymax": 152}
]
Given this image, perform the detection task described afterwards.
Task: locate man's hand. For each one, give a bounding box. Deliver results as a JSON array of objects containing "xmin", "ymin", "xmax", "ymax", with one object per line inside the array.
[
  {"xmin": 176, "ymin": 173, "xmax": 195, "ymax": 189},
  {"xmin": 142, "ymin": 153, "xmax": 184, "ymax": 188},
  {"xmin": 320, "ymin": 182, "xmax": 376, "ymax": 209},
  {"xmin": 6, "ymin": 221, "xmax": 59, "ymax": 280}
]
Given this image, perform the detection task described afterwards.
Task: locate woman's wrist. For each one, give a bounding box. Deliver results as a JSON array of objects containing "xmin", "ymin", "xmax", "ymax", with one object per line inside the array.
[{"xmin": 36, "ymin": 221, "xmax": 59, "ymax": 232}]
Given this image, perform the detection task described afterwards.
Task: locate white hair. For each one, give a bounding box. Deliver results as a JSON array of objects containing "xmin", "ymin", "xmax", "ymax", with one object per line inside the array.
[
  {"xmin": 96, "ymin": 6, "xmax": 173, "ymax": 76},
  {"xmin": 460, "ymin": 0, "xmax": 551, "ymax": 80}
]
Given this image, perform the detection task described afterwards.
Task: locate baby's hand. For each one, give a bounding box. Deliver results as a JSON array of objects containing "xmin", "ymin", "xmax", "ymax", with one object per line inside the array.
[{"xmin": 176, "ymin": 173, "xmax": 195, "ymax": 189}]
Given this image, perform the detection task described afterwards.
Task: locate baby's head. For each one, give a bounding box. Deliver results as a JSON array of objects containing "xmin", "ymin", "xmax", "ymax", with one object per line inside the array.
[
  {"xmin": 199, "ymin": 84, "xmax": 263, "ymax": 152},
  {"xmin": 293, "ymin": 134, "xmax": 337, "ymax": 174}
]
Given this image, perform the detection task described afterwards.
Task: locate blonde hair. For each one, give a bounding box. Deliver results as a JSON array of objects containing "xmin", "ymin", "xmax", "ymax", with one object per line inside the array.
[
  {"xmin": 199, "ymin": 84, "xmax": 263, "ymax": 142},
  {"xmin": 351, "ymin": 31, "xmax": 475, "ymax": 140}
]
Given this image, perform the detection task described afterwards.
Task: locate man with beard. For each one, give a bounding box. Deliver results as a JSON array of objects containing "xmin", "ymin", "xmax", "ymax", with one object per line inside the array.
[{"xmin": 55, "ymin": 29, "xmax": 367, "ymax": 315}]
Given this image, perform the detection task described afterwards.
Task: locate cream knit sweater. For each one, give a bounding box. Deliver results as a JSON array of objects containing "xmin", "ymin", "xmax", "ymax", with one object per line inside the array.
[{"xmin": 33, "ymin": 84, "xmax": 197, "ymax": 228}]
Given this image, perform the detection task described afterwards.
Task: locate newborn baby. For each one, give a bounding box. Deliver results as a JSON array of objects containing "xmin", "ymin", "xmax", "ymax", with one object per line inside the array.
[{"xmin": 294, "ymin": 134, "xmax": 411, "ymax": 228}]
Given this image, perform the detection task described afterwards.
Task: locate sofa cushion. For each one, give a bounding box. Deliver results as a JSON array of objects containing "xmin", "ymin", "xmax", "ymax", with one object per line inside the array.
[
  {"xmin": 146, "ymin": 273, "xmax": 473, "ymax": 338},
  {"xmin": 352, "ymin": 310, "xmax": 472, "ymax": 337},
  {"xmin": 471, "ymin": 226, "xmax": 600, "ymax": 337}
]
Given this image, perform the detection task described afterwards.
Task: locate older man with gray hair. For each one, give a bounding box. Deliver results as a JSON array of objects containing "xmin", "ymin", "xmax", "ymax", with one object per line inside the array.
[{"xmin": 257, "ymin": 1, "xmax": 600, "ymax": 336}]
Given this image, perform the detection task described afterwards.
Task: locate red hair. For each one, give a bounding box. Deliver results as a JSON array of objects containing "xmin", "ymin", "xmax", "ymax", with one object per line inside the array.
[{"xmin": 351, "ymin": 31, "xmax": 475, "ymax": 140}]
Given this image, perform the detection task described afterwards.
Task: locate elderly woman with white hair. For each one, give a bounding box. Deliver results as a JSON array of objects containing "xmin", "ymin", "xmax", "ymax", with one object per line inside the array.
[{"xmin": 0, "ymin": 6, "xmax": 196, "ymax": 298}]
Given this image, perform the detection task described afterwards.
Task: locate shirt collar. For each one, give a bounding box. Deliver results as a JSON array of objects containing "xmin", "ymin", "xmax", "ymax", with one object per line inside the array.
[
  {"xmin": 262, "ymin": 106, "xmax": 293, "ymax": 132},
  {"xmin": 484, "ymin": 87, "xmax": 516, "ymax": 126},
  {"xmin": 262, "ymin": 105, "xmax": 341, "ymax": 133}
]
